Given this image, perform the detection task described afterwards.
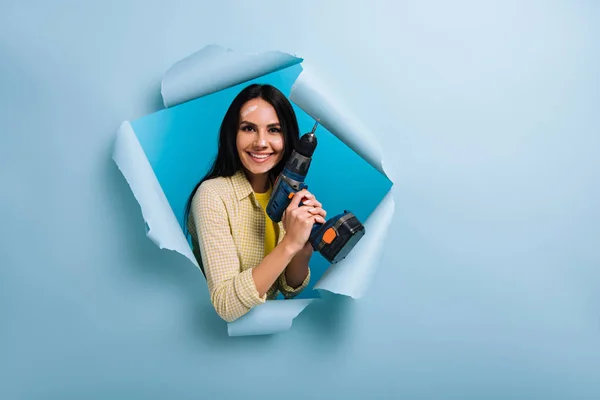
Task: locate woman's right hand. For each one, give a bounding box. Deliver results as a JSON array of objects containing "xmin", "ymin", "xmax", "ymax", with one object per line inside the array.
[{"xmin": 281, "ymin": 189, "xmax": 327, "ymax": 254}]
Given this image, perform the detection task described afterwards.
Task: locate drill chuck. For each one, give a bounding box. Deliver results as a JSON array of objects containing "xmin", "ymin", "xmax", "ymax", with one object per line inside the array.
[
  {"xmin": 284, "ymin": 151, "xmax": 312, "ymax": 177},
  {"xmin": 295, "ymin": 132, "xmax": 317, "ymax": 158}
]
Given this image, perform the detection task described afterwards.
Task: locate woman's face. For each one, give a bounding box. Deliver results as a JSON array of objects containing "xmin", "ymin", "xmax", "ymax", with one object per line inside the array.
[{"xmin": 236, "ymin": 98, "xmax": 285, "ymax": 178}]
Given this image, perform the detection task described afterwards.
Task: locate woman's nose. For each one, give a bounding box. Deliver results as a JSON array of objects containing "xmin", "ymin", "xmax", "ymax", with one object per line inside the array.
[{"xmin": 254, "ymin": 131, "xmax": 268, "ymax": 147}]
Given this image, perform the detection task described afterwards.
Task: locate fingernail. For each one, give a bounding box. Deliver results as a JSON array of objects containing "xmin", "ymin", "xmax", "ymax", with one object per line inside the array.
[{"xmin": 303, "ymin": 200, "xmax": 312, "ymax": 205}]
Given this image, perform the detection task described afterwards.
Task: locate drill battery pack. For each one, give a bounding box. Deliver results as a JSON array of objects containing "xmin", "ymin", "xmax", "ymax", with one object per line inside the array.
[{"xmin": 311, "ymin": 211, "xmax": 365, "ymax": 264}]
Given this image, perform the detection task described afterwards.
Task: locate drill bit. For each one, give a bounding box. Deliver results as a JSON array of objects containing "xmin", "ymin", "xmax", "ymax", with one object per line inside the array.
[{"xmin": 309, "ymin": 119, "xmax": 319, "ymax": 135}]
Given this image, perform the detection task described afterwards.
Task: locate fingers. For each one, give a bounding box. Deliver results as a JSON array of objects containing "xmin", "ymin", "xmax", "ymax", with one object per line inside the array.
[
  {"xmin": 301, "ymin": 197, "xmax": 322, "ymax": 209},
  {"xmin": 289, "ymin": 204, "xmax": 325, "ymax": 222},
  {"xmin": 310, "ymin": 211, "xmax": 326, "ymax": 224},
  {"xmin": 313, "ymin": 215, "xmax": 326, "ymax": 224},
  {"xmin": 288, "ymin": 189, "xmax": 315, "ymax": 210},
  {"xmin": 292, "ymin": 205, "xmax": 316, "ymax": 222},
  {"xmin": 301, "ymin": 211, "xmax": 325, "ymax": 225},
  {"xmin": 285, "ymin": 190, "xmax": 327, "ymax": 227},
  {"xmin": 300, "ymin": 206, "xmax": 327, "ymax": 224},
  {"xmin": 309, "ymin": 206, "xmax": 326, "ymax": 218},
  {"xmin": 307, "ymin": 207, "xmax": 326, "ymax": 221},
  {"xmin": 290, "ymin": 190, "xmax": 323, "ymax": 209}
]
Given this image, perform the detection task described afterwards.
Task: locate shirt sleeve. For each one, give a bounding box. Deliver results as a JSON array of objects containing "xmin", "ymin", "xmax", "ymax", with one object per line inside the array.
[
  {"xmin": 278, "ymin": 266, "xmax": 311, "ymax": 299},
  {"xmin": 190, "ymin": 183, "xmax": 266, "ymax": 322}
]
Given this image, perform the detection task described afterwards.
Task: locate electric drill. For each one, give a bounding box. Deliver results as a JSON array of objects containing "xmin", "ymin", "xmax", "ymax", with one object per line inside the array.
[{"xmin": 266, "ymin": 121, "xmax": 365, "ymax": 264}]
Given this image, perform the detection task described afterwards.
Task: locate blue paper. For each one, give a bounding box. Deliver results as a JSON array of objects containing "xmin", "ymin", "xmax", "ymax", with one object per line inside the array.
[{"xmin": 227, "ymin": 298, "xmax": 318, "ymax": 337}]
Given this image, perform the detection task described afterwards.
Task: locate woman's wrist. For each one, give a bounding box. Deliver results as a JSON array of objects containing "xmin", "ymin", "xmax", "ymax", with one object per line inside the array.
[
  {"xmin": 285, "ymin": 246, "xmax": 310, "ymax": 288},
  {"xmin": 280, "ymin": 236, "xmax": 303, "ymax": 258},
  {"xmin": 294, "ymin": 243, "xmax": 313, "ymax": 262}
]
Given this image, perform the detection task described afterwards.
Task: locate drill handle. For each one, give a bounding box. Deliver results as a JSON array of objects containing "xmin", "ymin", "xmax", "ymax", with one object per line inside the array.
[{"xmin": 266, "ymin": 178, "xmax": 308, "ymax": 223}]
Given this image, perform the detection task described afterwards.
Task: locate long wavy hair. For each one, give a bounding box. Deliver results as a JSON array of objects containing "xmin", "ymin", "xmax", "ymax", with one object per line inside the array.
[{"xmin": 183, "ymin": 83, "xmax": 300, "ymax": 237}]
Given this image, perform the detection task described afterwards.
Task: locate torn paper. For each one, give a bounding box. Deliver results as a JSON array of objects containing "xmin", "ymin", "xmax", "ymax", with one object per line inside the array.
[
  {"xmin": 289, "ymin": 67, "xmax": 388, "ymax": 178},
  {"xmin": 112, "ymin": 121, "xmax": 199, "ymax": 268},
  {"xmin": 113, "ymin": 44, "xmax": 394, "ymax": 337},
  {"xmin": 227, "ymin": 298, "xmax": 317, "ymax": 337},
  {"xmin": 313, "ymin": 191, "xmax": 395, "ymax": 298},
  {"xmin": 161, "ymin": 44, "xmax": 303, "ymax": 108},
  {"xmin": 288, "ymin": 67, "xmax": 395, "ymax": 299}
]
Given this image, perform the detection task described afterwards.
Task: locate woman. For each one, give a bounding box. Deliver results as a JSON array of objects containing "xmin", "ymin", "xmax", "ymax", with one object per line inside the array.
[{"xmin": 184, "ymin": 83, "xmax": 327, "ymax": 323}]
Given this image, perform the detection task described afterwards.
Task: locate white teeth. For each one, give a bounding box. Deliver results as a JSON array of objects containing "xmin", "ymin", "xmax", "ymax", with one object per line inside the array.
[{"xmin": 250, "ymin": 153, "xmax": 271, "ymax": 159}]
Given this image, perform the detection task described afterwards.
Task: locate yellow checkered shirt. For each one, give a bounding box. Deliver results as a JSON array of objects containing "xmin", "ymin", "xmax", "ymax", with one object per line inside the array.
[{"xmin": 187, "ymin": 170, "xmax": 311, "ymax": 322}]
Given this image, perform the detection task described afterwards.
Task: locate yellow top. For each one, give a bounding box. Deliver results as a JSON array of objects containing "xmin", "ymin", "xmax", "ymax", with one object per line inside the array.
[
  {"xmin": 253, "ymin": 186, "xmax": 279, "ymax": 257},
  {"xmin": 187, "ymin": 170, "xmax": 311, "ymax": 323}
]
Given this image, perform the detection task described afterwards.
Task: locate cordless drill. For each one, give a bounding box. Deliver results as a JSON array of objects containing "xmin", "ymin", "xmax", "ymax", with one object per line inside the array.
[{"xmin": 266, "ymin": 121, "xmax": 365, "ymax": 264}]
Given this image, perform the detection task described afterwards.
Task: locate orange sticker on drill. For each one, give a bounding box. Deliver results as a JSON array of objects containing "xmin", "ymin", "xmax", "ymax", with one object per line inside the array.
[{"xmin": 323, "ymin": 227, "xmax": 337, "ymax": 244}]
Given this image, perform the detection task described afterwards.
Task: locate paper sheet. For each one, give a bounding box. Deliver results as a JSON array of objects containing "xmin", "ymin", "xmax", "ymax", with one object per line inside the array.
[
  {"xmin": 227, "ymin": 298, "xmax": 318, "ymax": 337},
  {"xmin": 289, "ymin": 67, "xmax": 388, "ymax": 178},
  {"xmin": 113, "ymin": 44, "xmax": 394, "ymax": 336},
  {"xmin": 313, "ymin": 191, "xmax": 394, "ymax": 298},
  {"xmin": 161, "ymin": 44, "xmax": 303, "ymax": 108},
  {"xmin": 112, "ymin": 120, "xmax": 199, "ymax": 268},
  {"xmin": 287, "ymin": 68, "xmax": 395, "ymax": 298}
]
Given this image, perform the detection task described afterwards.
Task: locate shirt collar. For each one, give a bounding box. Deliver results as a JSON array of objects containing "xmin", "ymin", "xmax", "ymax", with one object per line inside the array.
[{"xmin": 231, "ymin": 169, "xmax": 254, "ymax": 201}]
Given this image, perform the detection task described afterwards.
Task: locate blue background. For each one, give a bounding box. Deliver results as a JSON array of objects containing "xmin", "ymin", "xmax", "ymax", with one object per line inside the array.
[
  {"xmin": 131, "ymin": 62, "xmax": 392, "ymax": 299},
  {"xmin": 1, "ymin": 1, "xmax": 599, "ymax": 398}
]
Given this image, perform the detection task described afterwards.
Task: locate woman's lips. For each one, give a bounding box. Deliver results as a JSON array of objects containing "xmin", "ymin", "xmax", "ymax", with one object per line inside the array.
[{"xmin": 247, "ymin": 152, "xmax": 273, "ymax": 163}]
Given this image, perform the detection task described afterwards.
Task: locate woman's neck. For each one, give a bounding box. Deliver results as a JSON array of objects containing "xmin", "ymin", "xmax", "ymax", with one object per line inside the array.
[{"xmin": 244, "ymin": 170, "xmax": 270, "ymax": 193}]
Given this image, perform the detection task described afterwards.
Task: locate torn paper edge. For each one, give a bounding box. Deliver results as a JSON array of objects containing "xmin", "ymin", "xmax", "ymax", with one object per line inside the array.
[
  {"xmin": 227, "ymin": 298, "xmax": 318, "ymax": 337},
  {"xmin": 161, "ymin": 44, "xmax": 303, "ymax": 108},
  {"xmin": 313, "ymin": 191, "xmax": 395, "ymax": 298},
  {"xmin": 289, "ymin": 65, "xmax": 390, "ymax": 179},
  {"xmin": 288, "ymin": 66, "xmax": 395, "ymax": 299},
  {"xmin": 111, "ymin": 121, "xmax": 200, "ymax": 268}
]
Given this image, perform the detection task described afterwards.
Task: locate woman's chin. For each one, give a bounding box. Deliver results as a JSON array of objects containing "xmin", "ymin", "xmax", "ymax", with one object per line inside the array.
[{"xmin": 246, "ymin": 164, "xmax": 274, "ymax": 176}]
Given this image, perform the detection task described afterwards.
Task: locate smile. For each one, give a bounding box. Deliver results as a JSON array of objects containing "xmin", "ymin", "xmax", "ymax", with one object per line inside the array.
[{"xmin": 247, "ymin": 152, "xmax": 274, "ymax": 163}]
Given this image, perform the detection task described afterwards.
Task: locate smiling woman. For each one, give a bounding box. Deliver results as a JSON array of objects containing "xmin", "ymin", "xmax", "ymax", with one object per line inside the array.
[{"xmin": 184, "ymin": 84, "xmax": 327, "ymax": 323}]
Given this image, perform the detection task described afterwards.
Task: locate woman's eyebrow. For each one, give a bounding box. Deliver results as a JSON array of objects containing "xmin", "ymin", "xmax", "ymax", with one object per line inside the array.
[{"xmin": 239, "ymin": 121, "xmax": 281, "ymax": 127}]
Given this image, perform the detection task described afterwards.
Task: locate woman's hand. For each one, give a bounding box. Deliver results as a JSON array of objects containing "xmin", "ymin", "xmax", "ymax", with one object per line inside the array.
[{"xmin": 281, "ymin": 189, "xmax": 327, "ymax": 254}]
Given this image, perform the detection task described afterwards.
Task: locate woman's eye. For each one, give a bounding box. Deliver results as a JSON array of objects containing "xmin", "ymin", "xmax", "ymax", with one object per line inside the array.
[
  {"xmin": 269, "ymin": 127, "xmax": 281, "ymax": 133},
  {"xmin": 241, "ymin": 126, "xmax": 255, "ymax": 132}
]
